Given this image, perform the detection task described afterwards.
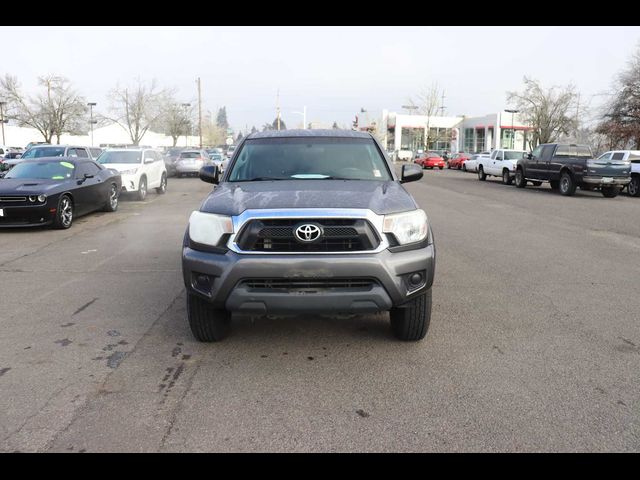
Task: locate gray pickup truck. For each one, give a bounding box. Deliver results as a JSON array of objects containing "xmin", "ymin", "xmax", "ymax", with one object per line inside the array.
[
  {"xmin": 514, "ymin": 143, "xmax": 631, "ymax": 197},
  {"xmin": 181, "ymin": 130, "xmax": 436, "ymax": 342}
]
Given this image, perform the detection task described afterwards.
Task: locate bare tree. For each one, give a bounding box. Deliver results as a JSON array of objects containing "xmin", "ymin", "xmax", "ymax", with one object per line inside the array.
[
  {"xmin": 0, "ymin": 74, "xmax": 88, "ymax": 144},
  {"xmin": 158, "ymin": 97, "xmax": 194, "ymax": 147},
  {"xmin": 408, "ymin": 82, "xmax": 447, "ymax": 149},
  {"xmin": 597, "ymin": 45, "xmax": 640, "ymax": 149},
  {"xmin": 507, "ymin": 76, "xmax": 579, "ymax": 147},
  {"xmin": 107, "ymin": 78, "xmax": 169, "ymax": 145}
]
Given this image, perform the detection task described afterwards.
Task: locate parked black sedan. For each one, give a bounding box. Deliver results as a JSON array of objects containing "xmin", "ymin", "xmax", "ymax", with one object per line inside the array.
[{"xmin": 0, "ymin": 158, "xmax": 121, "ymax": 229}]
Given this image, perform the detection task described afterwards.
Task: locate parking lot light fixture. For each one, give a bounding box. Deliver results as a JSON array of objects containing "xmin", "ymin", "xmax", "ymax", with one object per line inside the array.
[{"xmin": 182, "ymin": 103, "xmax": 191, "ymax": 147}]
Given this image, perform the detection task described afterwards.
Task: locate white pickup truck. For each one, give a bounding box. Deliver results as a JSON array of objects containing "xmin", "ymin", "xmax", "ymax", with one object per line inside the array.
[{"xmin": 477, "ymin": 149, "xmax": 528, "ymax": 185}]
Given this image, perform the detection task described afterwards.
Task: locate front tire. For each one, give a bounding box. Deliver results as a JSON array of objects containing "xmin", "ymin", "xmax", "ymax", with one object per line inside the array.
[
  {"xmin": 53, "ymin": 195, "xmax": 74, "ymax": 229},
  {"xmin": 559, "ymin": 172, "xmax": 576, "ymax": 196},
  {"xmin": 515, "ymin": 168, "xmax": 526, "ymax": 188},
  {"xmin": 187, "ymin": 293, "xmax": 231, "ymax": 342},
  {"xmin": 103, "ymin": 183, "xmax": 119, "ymax": 212},
  {"xmin": 478, "ymin": 166, "xmax": 487, "ymax": 181},
  {"xmin": 628, "ymin": 176, "xmax": 640, "ymax": 197},
  {"xmin": 156, "ymin": 173, "xmax": 167, "ymax": 194},
  {"xmin": 136, "ymin": 176, "xmax": 147, "ymax": 201},
  {"xmin": 390, "ymin": 290, "xmax": 432, "ymax": 341},
  {"xmin": 502, "ymin": 169, "xmax": 513, "ymax": 185}
]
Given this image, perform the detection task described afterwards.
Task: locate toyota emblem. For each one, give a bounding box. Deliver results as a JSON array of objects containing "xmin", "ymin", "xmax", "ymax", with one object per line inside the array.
[{"xmin": 294, "ymin": 223, "xmax": 322, "ymax": 243}]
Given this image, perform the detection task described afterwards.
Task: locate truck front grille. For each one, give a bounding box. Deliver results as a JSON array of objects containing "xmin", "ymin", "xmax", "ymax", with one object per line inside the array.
[{"xmin": 235, "ymin": 218, "xmax": 380, "ymax": 253}]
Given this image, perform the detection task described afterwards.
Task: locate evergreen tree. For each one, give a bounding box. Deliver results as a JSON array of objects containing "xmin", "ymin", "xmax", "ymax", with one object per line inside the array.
[
  {"xmin": 332, "ymin": 121, "xmax": 339, "ymax": 129},
  {"xmin": 236, "ymin": 131, "xmax": 243, "ymax": 142},
  {"xmin": 216, "ymin": 106, "xmax": 229, "ymax": 131},
  {"xmin": 272, "ymin": 117, "xmax": 286, "ymax": 130},
  {"xmin": 251, "ymin": 125, "xmax": 258, "ymax": 134}
]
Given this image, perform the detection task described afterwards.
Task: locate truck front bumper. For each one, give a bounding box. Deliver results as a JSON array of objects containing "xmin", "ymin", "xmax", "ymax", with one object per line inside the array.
[{"xmin": 182, "ymin": 243, "xmax": 435, "ymax": 314}]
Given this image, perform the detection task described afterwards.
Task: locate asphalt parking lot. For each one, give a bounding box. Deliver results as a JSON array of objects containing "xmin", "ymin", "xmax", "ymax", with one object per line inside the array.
[{"xmin": 1, "ymin": 168, "xmax": 639, "ymax": 452}]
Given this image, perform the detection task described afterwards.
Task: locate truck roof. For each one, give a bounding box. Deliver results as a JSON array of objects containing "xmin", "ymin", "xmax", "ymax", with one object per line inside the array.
[{"xmin": 247, "ymin": 129, "xmax": 372, "ymax": 140}]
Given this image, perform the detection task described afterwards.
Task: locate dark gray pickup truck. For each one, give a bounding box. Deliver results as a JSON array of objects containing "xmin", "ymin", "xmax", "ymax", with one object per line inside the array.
[
  {"xmin": 514, "ymin": 143, "xmax": 631, "ymax": 197},
  {"xmin": 181, "ymin": 130, "xmax": 435, "ymax": 342}
]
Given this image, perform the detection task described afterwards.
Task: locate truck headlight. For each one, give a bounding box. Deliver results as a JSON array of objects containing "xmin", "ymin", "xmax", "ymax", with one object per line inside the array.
[
  {"xmin": 383, "ymin": 209, "xmax": 428, "ymax": 245},
  {"xmin": 188, "ymin": 211, "xmax": 233, "ymax": 247}
]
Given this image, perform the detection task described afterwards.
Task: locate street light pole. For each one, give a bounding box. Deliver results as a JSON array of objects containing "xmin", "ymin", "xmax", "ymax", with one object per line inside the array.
[
  {"xmin": 182, "ymin": 103, "xmax": 191, "ymax": 147},
  {"xmin": 505, "ymin": 109, "xmax": 519, "ymax": 149},
  {"xmin": 87, "ymin": 102, "xmax": 97, "ymax": 147},
  {"xmin": 0, "ymin": 101, "xmax": 7, "ymax": 145},
  {"xmin": 292, "ymin": 106, "xmax": 307, "ymax": 129}
]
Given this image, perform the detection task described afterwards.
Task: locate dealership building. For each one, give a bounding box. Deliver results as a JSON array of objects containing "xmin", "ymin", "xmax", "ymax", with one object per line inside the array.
[{"xmin": 373, "ymin": 110, "xmax": 533, "ymax": 154}]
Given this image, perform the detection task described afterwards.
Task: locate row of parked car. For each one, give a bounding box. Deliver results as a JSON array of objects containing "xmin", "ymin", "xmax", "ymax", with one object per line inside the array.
[
  {"xmin": 414, "ymin": 145, "xmax": 640, "ymax": 199},
  {"xmin": 0, "ymin": 141, "xmax": 241, "ymax": 230}
]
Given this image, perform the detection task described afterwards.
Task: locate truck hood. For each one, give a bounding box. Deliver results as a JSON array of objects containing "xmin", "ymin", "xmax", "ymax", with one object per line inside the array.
[
  {"xmin": 0, "ymin": 178, "xmax": 68, "ymax": 194},
  {"xmin": 200, "ymin": 180, "xmax": 418, "ymax": 216}
]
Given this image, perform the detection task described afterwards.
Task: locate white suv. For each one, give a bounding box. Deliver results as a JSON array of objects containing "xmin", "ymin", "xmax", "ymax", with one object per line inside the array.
[{"xmin": 97, "ymin": 148, "xmax": 167, "ymax": 200}]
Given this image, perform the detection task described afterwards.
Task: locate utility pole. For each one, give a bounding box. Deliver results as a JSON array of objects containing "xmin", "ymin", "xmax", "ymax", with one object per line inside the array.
[
  {"xmin": 575, "ymin": 92, "xmax": 581, "ymax": 138},
  {"xmin": 0, "ymin": 101, "xmax": 7, "ymax": 145},
  {"xmin": 197, "ymin": 77, "xmax": 203, "ymax": 148},
  {"xmin": 276, "ymin": 89, "xmax": 281, "ymax": 131}
]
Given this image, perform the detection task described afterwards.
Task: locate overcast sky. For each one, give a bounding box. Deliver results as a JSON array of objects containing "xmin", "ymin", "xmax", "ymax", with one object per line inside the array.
[{"xmin": 4, "ymin": 26, "xmax": 640, "ymax": 132}]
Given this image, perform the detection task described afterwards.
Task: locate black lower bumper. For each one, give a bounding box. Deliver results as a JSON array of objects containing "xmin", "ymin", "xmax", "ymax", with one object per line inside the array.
[{"xmin": 0, "ymin": 204, "xmax": 54, "ymax": 227}]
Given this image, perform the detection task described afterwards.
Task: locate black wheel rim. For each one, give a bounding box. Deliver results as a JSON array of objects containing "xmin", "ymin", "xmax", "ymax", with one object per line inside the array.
[
  {"xmin": 561, "ymin": 176, "xmax": 569, "ymax": 192},
  {"xmin": 630, "ymin": 179, "xmax": 638, "ymax": 196}
]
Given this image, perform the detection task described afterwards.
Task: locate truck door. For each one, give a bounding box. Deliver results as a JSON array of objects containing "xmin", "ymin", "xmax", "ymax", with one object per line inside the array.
[
  {"xmin": 546, "ymin": 144, "xmax": 566, "ymax": 180},
  {"xmin": 527, "ymin": 145, "xmax": 543, "ymax": 178},
  {"xmin": 492, "ymin": 150, "xmax": 504, "ymax": 175}
]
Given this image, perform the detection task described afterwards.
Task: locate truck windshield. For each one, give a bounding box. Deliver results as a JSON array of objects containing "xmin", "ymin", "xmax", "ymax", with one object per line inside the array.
[{"xmin": 227, "ymin": 137, "xmax": 392, "ymax": 181}]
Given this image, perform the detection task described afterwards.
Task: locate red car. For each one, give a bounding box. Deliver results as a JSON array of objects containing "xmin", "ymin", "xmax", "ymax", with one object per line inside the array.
[
  {"xmin": 415, "ymin": 152, "xmax": 445, "ymax": 169},
  {"xmin": 447, "ymin": 152, "xmax": 471, "ymax": 170}
]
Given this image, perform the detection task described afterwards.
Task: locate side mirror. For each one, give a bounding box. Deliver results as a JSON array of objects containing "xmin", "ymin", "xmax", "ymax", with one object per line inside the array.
[
  {"xmin": 400, "ymin": 164, "xmax": 423, "ymax": 183},
  {"xmin": 527, "ymin": 153, "xmax": 532, "ymax": 160},
  {"xmin": 84, "ymin": 173, "xmax": 94, "ymax": 179},
  {"xmin": 199, "ymin": 165, "xmax": 219, "ymax": 184}
]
